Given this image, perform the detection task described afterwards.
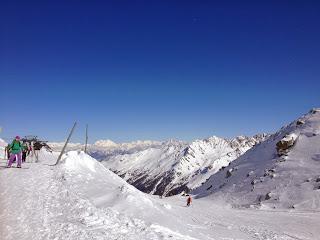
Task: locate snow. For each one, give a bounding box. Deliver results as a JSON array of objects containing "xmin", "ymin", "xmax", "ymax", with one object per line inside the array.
[
  {"xmin": 94, "ymin": 139, "xmax": 118, "ymax": 148},
  {"xmin": 97, "ymin": 135, "xmax": 268, "ymax": 196},
  {"xmin": 48, "ymin": 142, "xmax": 84, "ymax": 152},
  {"xmin": 194, "ymin": 109, "xmax": 320, "ymax": 210},
  {"xmin": 2, "ymin": 109, "xmax": 320, "ymax": 239},
  {"xmin": 94, "ymin": 139, "xmax": 161, "ymax": 149},
  {"xmin": 0, "ymin": 138, "xmax": 7, "ymax": 159},
  {"xmin": 1, "ymin": 149, "xmax": 319, "ymax": 239},
  {"xmin": 282, "ymin": 133, "xmax": 298, "ymax": 142},
  {"xmin": 48, "ymin": 135, "xmax": 268, "ymax": 197}
]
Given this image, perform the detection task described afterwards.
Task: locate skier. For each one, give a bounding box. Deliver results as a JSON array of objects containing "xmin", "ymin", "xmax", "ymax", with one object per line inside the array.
[
  {"xmin": 22, "ymin": 141, "xmax": 29, "ymax": 162},
  {"xmin": 7, "ymin": 136, "xmax": 24, "ymax": 168},
  {"xmin": 187, "ymin": 195, "xmax": 192, "ymax": 207}
]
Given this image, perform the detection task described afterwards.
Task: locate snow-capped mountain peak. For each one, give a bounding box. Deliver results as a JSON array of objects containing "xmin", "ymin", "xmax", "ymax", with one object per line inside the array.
[
  {"xmin": 94, "ymin": 139, "xmax": 118, "ymax": 148},
  {"xmin": 96, "ymin": 134, "xmax": 268, "ymax": 196}
]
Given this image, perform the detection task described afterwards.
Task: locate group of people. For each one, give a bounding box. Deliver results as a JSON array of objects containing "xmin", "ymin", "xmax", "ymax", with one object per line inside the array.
[{"xmin": 5, "ymin": 136, "xmax": 32, "ymax": 168}]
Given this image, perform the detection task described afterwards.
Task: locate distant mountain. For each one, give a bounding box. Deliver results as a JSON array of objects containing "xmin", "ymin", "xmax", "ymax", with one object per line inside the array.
[
  {"xmin": 94, "ymin": 139, "xmax": 161, "ymax": 149},
  {"xmin": 48, "ymin": 142, "xmax": 84, "ymax": 152},
  {"xmin": 95, "ymin": 135, "xmax": 268, "ymax": 196},
  {"xmin": 194, "ymin": 108, "xmax": 320, "ymax": 210}
]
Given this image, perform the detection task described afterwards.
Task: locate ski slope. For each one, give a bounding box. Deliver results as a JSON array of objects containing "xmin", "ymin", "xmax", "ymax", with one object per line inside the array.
[{"xmin": 1, "ymin": 150, "xmax": 319, "ymax": 240}]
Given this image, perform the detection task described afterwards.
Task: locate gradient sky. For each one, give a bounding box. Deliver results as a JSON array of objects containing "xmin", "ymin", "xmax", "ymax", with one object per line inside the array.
[{"xmin": 1, "ymin": 1, "xmax": 320, "ymax": 143}]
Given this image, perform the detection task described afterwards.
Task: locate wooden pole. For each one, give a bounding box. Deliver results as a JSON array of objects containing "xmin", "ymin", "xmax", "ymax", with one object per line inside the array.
[
  {"xmin": 84, "ymin": 124, "xmax": 88, "ymax": 153},
  {"xmin": 54, "ymin": 122, "xmax": 77, "ymax": 166},
  {"xmin": 31, "ymin": 141, "xmax": 36, "ymax": 163}
]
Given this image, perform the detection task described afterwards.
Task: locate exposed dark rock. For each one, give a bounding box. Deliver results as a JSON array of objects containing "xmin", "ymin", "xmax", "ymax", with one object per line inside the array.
[
  {"xmin": 310, "ymin": 108, "xmax": 320, "ymax": 114},
  {"xmin": 226, "ymin": 169, "xmax": 233, "ymax": 178},
  {"xmin": 296, "ymin": 119, "xmax": 305, "ymax": 126},
  {"xmin": 220, "ymin": 166, "xmax": 226, "ymax": 171},
  {"xmin": 276, "ymin": 134, "xmax": 297, "ymax": 156},
  {"xmin": 265, "ymin": 192, "xmax": 272, "ymax": 200},
  {"xmin": 264, "ymin": 168, "xmax": 276, "ymax": 177}
]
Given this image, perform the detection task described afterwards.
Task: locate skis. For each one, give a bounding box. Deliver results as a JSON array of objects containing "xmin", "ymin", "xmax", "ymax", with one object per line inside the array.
[{"xmin": 0, "ymin": 166, "xmax": 29, "ymax": 170}]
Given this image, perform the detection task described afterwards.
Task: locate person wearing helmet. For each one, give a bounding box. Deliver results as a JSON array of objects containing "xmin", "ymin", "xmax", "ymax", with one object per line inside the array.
[{"xmin": 7, "ymin": 136, "xmax": 24, "ymax": 168}]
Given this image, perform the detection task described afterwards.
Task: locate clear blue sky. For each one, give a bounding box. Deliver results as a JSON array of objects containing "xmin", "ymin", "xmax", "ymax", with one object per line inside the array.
[{"xmin": 1, "ymin": 1, "xmax": 320, "ymax": 143}]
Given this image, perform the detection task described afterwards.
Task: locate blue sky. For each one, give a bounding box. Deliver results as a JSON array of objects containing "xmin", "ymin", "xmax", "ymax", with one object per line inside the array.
[{"xmin": 1, "ymin": 1, "xmax": 320, "ymax": 143}]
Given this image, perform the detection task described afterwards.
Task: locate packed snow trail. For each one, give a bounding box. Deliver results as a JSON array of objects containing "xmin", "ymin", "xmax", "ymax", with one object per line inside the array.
[{"xmin": 1, "ymin": 150, "xmax": 320, "ymax": 240}]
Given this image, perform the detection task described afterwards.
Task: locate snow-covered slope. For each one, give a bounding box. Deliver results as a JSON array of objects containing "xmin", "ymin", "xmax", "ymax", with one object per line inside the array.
[
  {"xmin": 99, "ymin": 135, "xmax": 268, "ymax": 196},
  {"xmin": 0, "ymin": 138, "xmax": 7, "ymax": 159},
  {"xmin": 0, "ymin": 150, "xmax": 201, "ymax": 239},
  {"xmin": 194, "ymin": 108, "xmax": 320, "ymax": 210},
  {"xmin": 60, "ymin": 151, "xmax": 159, "ymax": 217},
  {"xmin": 1, "ymin": 148, "xmax": 320, "ymax": 239},
  {"xmin": 0, "ymin": 138, "xmax": 6, "ymax": 147}
]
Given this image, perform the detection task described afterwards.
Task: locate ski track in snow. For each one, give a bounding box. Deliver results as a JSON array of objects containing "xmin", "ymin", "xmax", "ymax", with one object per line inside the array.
[{"xmin": 0, "ymin": 150, "xmax": 319, "ymax": 240}]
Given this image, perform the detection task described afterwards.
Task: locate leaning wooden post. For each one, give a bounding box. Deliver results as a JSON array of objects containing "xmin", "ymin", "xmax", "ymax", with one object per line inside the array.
[
  {"xmin": 31, "ymin": 141, "xmax": 36, "ymax": 163},
  {"xmin": 84, "ymin": 124, "xmax": 88, "ymax": 153},
  {"xmin": 54, "ymin": 122, "xmax": 77, "ymax": 166}
]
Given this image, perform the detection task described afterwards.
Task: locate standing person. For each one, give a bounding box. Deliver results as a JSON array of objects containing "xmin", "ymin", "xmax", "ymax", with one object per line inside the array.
[
  {"xmin": 7, "ymin": 136, "xmax": 24, "ymax": 168},
  {"xmin": 5, "ymin": 144, "xmax": 11, "ymax": 159},
  {"xmin": 187, "ymin": 195, "xmax": 192, "ymax": 207},
  {"xmin": 22, "ymin": 141, "xmax": 29, "ymax": 162}
]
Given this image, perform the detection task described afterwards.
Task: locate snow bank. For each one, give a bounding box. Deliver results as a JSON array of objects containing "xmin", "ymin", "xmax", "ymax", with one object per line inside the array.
[
  {"xmin": 58, "ymin": 151, "xmax": 200, "ymax": 238},
  {"xmin": 60, "ymin": 151, "xmax": 159, "ymax": 217}
]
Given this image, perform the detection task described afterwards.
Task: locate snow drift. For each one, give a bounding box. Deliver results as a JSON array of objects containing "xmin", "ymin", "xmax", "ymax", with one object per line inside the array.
[{"xmin": 60, "ymin": 151, "xmax": 157, "ymax": 216}]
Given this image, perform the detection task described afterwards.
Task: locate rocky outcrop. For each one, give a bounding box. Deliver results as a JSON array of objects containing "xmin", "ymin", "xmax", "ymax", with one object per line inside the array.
[{"xmin": 276, "ymin": 133, "xmax": 298, "ymax": 156}]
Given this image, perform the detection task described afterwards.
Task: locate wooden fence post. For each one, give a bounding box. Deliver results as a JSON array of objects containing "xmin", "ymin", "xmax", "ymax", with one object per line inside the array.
[
  {"xmin": 84, "ymin": 124, "xmax": 88, "ymax": 153},
  {"xmin": 54, "ymin": 122, "xmax": 77, "ymax": 166}
]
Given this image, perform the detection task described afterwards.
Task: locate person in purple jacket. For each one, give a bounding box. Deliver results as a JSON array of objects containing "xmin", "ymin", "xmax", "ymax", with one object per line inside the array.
[{"xmin": 7, "ymin": 136, "xmax": 25, "ymax": 168}]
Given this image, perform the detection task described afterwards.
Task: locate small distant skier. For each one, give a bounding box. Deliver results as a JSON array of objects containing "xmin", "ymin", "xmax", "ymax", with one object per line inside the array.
[
  {"xmin": 7, "ymin": 136, "xmax": 24, "ymax": 168},
  {"xmin": 186, "ymin": 195, "xmax": 192, "ymax": 207}
]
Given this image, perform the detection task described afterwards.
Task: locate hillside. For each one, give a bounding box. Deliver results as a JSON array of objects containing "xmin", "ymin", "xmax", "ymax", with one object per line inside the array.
[
  {"xmin": 98, "ymin": 135, "xmax": 268, "ymax": 196},
  {"xmin": 194, "ymin": 108, "xmax": 320, "ymax": 210},
  {"xmin": 1, "ymin": 149, "xmax": 319, "ymax": 239}
]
